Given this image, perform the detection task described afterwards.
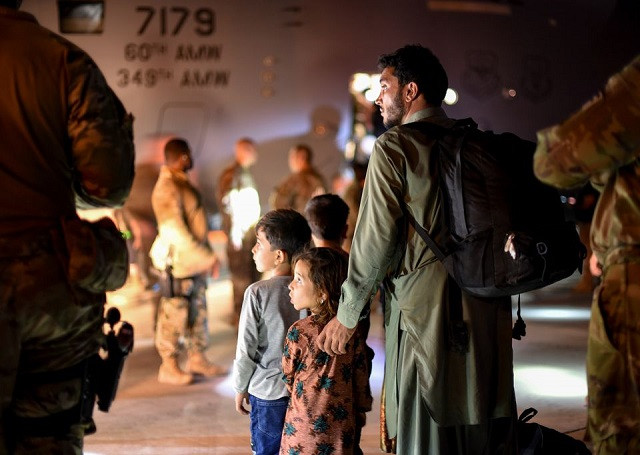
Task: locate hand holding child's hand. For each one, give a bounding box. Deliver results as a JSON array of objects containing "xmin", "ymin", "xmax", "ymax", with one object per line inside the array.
[
  {"xmin": 235, "ymin": 392, "xmax": 250, "ymax": 415},
  {"xmin": 316, "ymin": 316, "xmax": 356, "ymax": 356}
]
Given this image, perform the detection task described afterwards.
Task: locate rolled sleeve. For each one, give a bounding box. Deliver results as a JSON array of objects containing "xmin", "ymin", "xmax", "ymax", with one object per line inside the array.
[{"xmin": 534, "ymin": 55, "xmax": 640, "ymax": 189}]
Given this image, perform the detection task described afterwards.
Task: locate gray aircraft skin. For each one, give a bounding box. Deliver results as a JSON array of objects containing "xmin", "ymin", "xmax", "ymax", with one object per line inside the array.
[{"xmin": 22, "ymin": 0, "xmax": 638, "ymax": 214}]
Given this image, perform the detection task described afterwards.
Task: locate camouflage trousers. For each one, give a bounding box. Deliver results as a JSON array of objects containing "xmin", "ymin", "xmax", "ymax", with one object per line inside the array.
[
  {"xmin": 586, "ymin": 261, "xmax": 640, "ymax": 454},
  {"xmin": 0, "ymin": 235, "xmax": 105, "ymax": 455},
  {"xmin": 155, "ymin": 274, "xmax": 210, "ymax": 360}
]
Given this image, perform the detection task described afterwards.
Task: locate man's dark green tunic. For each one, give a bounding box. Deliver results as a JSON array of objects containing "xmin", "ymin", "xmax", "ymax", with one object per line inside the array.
[{"xmin": 337, "ymin": 107, "xmax": 516, "ymax": 453}]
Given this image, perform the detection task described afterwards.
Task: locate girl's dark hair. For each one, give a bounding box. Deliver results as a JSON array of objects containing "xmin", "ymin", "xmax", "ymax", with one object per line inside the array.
[{"xmin": 292, "ymin": 247, "xmax": 348, "ymax": 326}]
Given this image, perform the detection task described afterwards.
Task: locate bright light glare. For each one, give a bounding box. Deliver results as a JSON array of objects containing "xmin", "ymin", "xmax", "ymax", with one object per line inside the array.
[
  {"xmin": 227, "ymin": 187, "xmax": 261, "ymax": 249},
  {"xmin": 364, "ymin": 75, "xmax": 381, "ymax": 102},
  {"xmin": 444, "ymin": 88, "xmax": 458, "ymax": 105},
  {"xmin": 365, "ymin": 88, "xmax": 379, "ymax": 102},
  {"xmin": 214, "ymin": 370, "xmax": 236, "ymax": 398},
  {"xmin": 345, "ymin": 140, "xmax": 356, "ymax": 161},
  {"xmin": 352, "ymin": 73, "xmax": 372, "ymax": 92},
  {"xmin": 106, "ymin": 293, "xmax": 128, "ymax": 307},
  {"xmin": 359, "ymin": 134, "xmax": 377, "ymax": 157},
  {"xmin": 514, "ymin": 307, "xmax": 591, "ymax": 321},
  {"xmin": 515, "ymin": 366, "xmax": 587, "ymax": 398}
]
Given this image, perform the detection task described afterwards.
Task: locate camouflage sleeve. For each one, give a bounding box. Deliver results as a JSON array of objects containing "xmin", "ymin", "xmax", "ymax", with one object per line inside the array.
[
  {"xmin": 534, "ymin": 55, "xmax": 640, "ymax": 189},
  {"xmin": 152, "ymin": 174, "xmax": 215, "ymax": 271},
  {"xmin": 269, "ymin": 181, "xmax": 287, "ymax": 210},
  {"xmin": 66, "ymin": 46, "xmax": 135, "ymax": 209},
  {"xmin": 270, "ymin": 180, "xmax": 288, "ymax": 210}
]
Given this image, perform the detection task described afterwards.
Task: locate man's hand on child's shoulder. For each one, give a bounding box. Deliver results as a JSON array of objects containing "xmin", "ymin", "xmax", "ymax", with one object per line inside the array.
[
  {"xmin": 235, "ymin": 392, "xmax": 250, "ymax": 415},
  {"xmin": 316, "ymin": 316, "xmax": 356, "ymax": 356}
]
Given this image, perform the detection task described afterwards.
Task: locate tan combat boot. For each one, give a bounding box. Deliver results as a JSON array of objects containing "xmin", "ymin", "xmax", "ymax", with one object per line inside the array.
[
  {"xmin": 158, "ymin": 358, "xmax": 194, "ymax": 385},
  {"xmin": 186, "ymin": 352, "xmax": 226, "ymax": 377}
]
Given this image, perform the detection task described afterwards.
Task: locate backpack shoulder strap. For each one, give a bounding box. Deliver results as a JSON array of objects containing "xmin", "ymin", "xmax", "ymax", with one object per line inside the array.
[
  {"xmin": 400, "ymin": 120, "xmax": 450, "ymax": 262},
  {"xmin": 403, "ymin": 117, "xmax": 479, "ymax": 250},
  {"xmin": 406, "ymin": 210, "xmax": 447, "ymax": 262}
]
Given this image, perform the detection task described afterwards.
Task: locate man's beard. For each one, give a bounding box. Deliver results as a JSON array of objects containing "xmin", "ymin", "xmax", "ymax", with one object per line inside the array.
[{"xmin": 382, "ymin": 91, "xmax": 406, "ymax": 129}]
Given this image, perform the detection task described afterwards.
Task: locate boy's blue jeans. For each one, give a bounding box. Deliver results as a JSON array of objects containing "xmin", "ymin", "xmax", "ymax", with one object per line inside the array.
[{"xmin": 249, "ymin": 394, "xmax": 289, "ymax": 455}]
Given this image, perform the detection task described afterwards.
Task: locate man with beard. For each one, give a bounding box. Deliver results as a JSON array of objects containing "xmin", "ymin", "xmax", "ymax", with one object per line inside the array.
[{"xmin": 317, "ymin": 45, "xmax": 517, "ymax": 453}]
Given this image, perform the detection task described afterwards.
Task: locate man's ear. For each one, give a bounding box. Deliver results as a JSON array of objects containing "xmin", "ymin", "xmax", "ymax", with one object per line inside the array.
[{"xmin": 405, "ymin": 81, "xmax": 419, "ymax": 102}]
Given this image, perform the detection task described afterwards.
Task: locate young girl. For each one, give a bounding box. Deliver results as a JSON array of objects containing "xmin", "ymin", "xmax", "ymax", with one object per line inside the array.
[{"xmin": 281, "ymin": 247, "xmax": 372, "ymax": 455}]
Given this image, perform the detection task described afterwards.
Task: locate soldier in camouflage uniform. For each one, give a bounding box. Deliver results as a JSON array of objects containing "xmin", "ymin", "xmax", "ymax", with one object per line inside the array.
[
  {"xmin": 0, "ymin": 2, "xmax": 135, "ymax": 453},
  {"xmin": 534, "ymin": 54, "xmax": 640, "ymax": 454},
  {"xmin": 270, "ymin": 144, "xmax": 327, "ymax": 213},
  {"xmin": 149, "ymin": 138, "xmax": 226, "ymax": 385}
]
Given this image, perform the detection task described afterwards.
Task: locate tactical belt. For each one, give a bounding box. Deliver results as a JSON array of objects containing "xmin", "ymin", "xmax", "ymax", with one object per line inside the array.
[{"xmin": 160, "ymin": 273, "xmax": 205, "ymax": 298}]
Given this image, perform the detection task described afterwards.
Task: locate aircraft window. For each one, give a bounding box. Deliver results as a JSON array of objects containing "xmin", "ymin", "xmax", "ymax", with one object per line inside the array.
[{"xmin": 58, "ymin": 1, "xmax": 104, "ymax": 34}]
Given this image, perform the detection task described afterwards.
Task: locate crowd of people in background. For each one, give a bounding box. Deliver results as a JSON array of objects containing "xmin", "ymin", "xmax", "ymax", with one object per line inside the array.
[
  {"xmin": 1, "ymin": 0, "xmax": 638, "ymax": 452},
  {"xmin": 137, "ymin": 49, "xmax": 640, "ymax": 455}
]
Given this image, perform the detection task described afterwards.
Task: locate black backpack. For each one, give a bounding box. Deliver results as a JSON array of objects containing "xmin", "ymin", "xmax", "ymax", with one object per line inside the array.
[
  {"xmin": 404, "ymin": 118, "xmax": 586, "ymax": 299},
  {"xmin": 517, "ymin": 408, "xmax": 591, "ymax": 454}
]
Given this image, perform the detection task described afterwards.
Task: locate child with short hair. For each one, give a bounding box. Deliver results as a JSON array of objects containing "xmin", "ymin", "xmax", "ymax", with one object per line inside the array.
[
  {"xmin": 281, "ymin": 247, "xmax": 373, "ymax": 455},
  {"xmin": 233, "ymin": 209, "xmax": 311, "ymax": 455},
  {"xmin": 304, "ymin": 193, "xmax": 350, "ymax": 252}
]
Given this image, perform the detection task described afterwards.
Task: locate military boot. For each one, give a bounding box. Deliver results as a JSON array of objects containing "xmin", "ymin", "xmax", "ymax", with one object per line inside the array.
[
  {"xmin": 158, "ymin": 358, "xmax": 193, "ymax": 385},
  {"xmin": 186, "ymin": 352, "xmax": 226, "ymax": 377}
]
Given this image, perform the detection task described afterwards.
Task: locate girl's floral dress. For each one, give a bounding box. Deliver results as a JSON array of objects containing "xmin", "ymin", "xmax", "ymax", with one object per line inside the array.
[{"xmin": 280, "ymin": 315, "xmax": 372, "ymax": 455}]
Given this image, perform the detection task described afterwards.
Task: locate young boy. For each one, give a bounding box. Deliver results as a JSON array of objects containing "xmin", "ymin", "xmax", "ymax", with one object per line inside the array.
[
  {"xmin": 304, "ymin": 193, "xmax": 350, "ymax": 253},
  {"xmin": 232, "ymin": 209, "xmax": 311, "ymax": 455}
]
